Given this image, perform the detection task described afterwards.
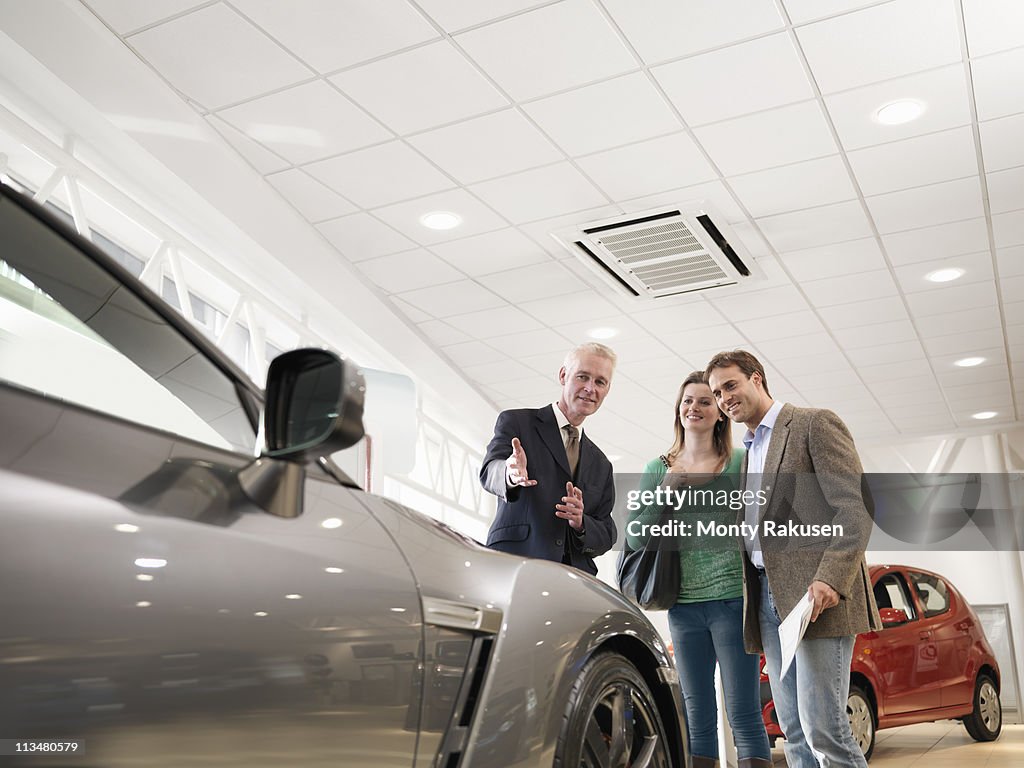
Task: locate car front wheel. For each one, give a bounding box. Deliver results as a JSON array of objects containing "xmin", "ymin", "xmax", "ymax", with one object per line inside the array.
[
  {"xmin": 963, "ymin": 673, "xmax": 1002, "ymax": 742},
  {"xmin": 554, "ymin": 651, "xmax": 672, "ymax": 768},
  {"xmin": 848, "ymin": 684, "xmax": 876, "ymax": 761}
]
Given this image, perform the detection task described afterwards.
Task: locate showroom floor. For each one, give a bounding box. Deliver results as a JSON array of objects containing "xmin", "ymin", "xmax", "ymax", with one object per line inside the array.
[{"xmin": 768, "ymin": 721, "xmax": 1023, "ymax": 766}]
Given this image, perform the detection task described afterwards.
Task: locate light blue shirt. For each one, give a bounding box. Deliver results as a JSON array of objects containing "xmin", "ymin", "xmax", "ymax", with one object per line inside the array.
[{"xmin": 743, "ymin": 400, "xmax": 785, "ymax": 568}]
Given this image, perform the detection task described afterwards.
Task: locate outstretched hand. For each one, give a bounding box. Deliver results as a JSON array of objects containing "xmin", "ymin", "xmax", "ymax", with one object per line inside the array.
[
  {"xmin": 505, "ymin": 437, "xmax": 538, "ymax": 487},
  {"xmin": 555, "ymin": 482, "xmax": 585, "ymax": 530}
]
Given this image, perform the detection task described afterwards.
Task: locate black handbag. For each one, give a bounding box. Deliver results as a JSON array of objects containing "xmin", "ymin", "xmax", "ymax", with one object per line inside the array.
[{"xmin": 616, "ymin": 491, "xmax": 680, "ymax": 611}]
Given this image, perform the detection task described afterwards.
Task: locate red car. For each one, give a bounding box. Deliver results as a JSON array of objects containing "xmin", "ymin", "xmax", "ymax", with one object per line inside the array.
[{"xmin": 760, "ymin": 564, "xmax": 1002, "ymax": 760}]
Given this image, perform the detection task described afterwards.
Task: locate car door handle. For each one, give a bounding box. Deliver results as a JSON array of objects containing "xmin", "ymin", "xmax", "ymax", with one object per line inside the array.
[{"xmin": 918, "ymin": 630, "xmax": 932, "ymax": 639}]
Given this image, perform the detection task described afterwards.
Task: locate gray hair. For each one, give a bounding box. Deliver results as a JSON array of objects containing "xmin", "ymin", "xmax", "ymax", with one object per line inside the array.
[{"xmin": 563, "ymin": 342, "xmax": 617, "ymax": 370}]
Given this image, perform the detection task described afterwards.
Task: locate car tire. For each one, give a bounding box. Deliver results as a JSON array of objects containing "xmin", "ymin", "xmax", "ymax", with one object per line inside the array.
[
  {"xmin": 963, "ymin": 673, "xmax": 1002, "ymax": 742},
  {"xmin": 848, "ymin": 684, "xmax": 876, "ymax": 762},
  {"xmin": 554, "ymin": 651, "xmax": 672, "ymax": 768}
]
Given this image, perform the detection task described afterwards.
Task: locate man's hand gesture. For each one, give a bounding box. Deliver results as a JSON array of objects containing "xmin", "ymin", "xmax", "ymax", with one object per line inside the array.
[
  {"xmin": 505, "ymin": 437, "xmax": 538, "ymax": 487},
  {"xmin": 556, "ymin": 482, "xmax": 585, "ymax": 530}
]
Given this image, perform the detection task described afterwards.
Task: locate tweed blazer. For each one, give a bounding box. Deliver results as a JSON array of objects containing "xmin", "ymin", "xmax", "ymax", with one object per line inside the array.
[{"xmin": 740, "ymin": 403, "xmax": 881, "ymax": 653}]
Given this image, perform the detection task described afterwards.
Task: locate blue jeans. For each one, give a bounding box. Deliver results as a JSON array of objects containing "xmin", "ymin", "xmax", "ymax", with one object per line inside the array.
[
  {"xmin": 758, "ymin": 570, "xmax": 867, "ymax": 767},
  {"xmin": 668, "ymin": 598, "xmax": 771, "ymax": 761}
]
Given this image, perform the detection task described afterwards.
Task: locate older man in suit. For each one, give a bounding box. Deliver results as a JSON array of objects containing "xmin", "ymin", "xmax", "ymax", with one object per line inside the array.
[
  {"xmin": 706, "ymin": 350, "xmax": 880, "ymax": 768},
  {"xmin": 480, "ymin": 343, "xmax": 618, "ymax": 575}
]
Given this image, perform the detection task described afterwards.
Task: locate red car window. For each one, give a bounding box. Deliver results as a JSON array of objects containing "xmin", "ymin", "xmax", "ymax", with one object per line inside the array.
[
  {"xmin": 873, "ymin": 572, "xmax": 917, "ymax": 623},
  {"xmin": 908, "ymin": 571, "xmax": 951, "ymax": 618}
]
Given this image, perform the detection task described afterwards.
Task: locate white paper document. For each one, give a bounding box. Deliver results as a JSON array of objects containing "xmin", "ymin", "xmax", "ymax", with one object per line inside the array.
[{"xmin": 779, "ymin": 591, "xmax": 814, "ymax": 679}]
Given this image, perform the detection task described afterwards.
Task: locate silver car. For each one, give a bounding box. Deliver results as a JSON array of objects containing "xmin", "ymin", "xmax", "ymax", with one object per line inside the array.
[{"xmin": 0, "ymin": 185, "xmax": 688, "ymax": 767}]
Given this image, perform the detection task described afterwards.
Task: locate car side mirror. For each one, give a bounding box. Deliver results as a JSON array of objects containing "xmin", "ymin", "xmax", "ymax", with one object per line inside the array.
[
  {"xmin": 239, "ymin": 349, "xmax": 365, "ymax": 518},
  {"xmin": 263, "ymin": 348, "xmax": 365, "ymax": 459},
  {"xmin": 879, "ymin": 607, "xmax": 909, "ymax": 626}
]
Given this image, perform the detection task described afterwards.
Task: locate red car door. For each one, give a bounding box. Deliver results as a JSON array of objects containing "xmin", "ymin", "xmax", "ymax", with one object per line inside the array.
[
  {"xmin": 871, "ymin": 570, "xmax": 938, "ymax": 714},
  {"xmin": 909, "ymin": 571, "xmax": 974, "ymax": 709}
]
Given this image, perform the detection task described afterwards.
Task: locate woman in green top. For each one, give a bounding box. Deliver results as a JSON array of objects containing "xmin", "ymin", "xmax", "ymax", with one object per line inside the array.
[{"xmin": 627, "ymin": 371, "xmax": 770, "ymax": 768}]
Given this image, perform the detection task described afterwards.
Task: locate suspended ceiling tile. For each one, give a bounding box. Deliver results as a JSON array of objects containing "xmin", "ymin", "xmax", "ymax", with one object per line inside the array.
[
  {"xmin": 576, "ymin": 132, "xmax": 717, "ymax": 201},
  {"xmin": 443, "ymin": 305, "xmax": 545, "ymax": 337},
  {"xmin": 866, "ymin": 176, "xmax": 984, "ymax": 234},
  {"xmin": 523, "ymin": 72, "xmax": 680, "ymax": 157},
  {"xmin": 370, "ymin": 189, "xmax": 508, "ymax": 246},
  {"xmin": 734, "ymin": 310, "xmax": 825, "ymax": 341},
  {"xmin": 414, "ymin": 0, "xmax": 550, "ymax": 32},
  {"xmin": 304, "ymin": 141, "xmax": 455, "ymax": 208},
  {"xmin": 455, "ymin": 0, "xmax": 636, "ymax": 101},
  {"xmin": 630, "ymin": 302, "xmax": 727, "ymax": 334},
  {"xmin": 993, "ymin": 210, "xmax": 1024, "ymax": 248},
  {"xmin": 204, "ymin": 114, "xmax": 290, "ymax": 174},
  {"xmin": 331, "ymin": 41, "xmax": 508, "ymax": 135},
  {"xmin": 802, "ymin": 269, "xmax": 899, "ymax": 308},
  {"xmin": 429, "ymin": 228, "xmax": 552, "ymax": 277},
  {"xmin": 356, "ymin": 249, "xmax": 465, "ymax": 294},
  {"xmin": 987, "ymin": 167, "xmax": 1024, "ymax": 215},
  {"xmin": 881, "ymin": 379, "xmax": 944, "ymax": 407},
  {"xmin": 858, "ymin": 356, "xmax": 933, "ymax": 382},
  {"xmin": 979, "ymin": 113, "xmax": 1024, "ymax": 172},
  {"xmin": 660, "ymin": 324, "xmax": 751, "ymax": 355},
  {"xmin": 971, "ymin": 47, "xmax": 1024, "ymax": 120},
  {"xmin": 998, "ymin": 246, "xmax": 1024, "ymax": 277},
  {"xmin": 824, "ymin": 65, "xmax": 971, "ymax": 151},
  {"xmin": 694, "ymin": 100, "xmax": 838, "ymax": 176},
  {"xmin": 757, "ymin": 199, "xmax": 873, "ymax": 252},
  {"xmin": 776, "ymin": 351, "xmax": 858, "ymax": 376},
  {"xmin": 396, "ymin": 279, "xmax": 502, "ymax": 318},
  {"xmin": 796, "ymin": 0, "xmax": 961, "ymax": 94},
  {"xmin": 463, "ymin": 359, "xmax": 538, "ymax": 385},
  {"xmin": 962, "ymin": 0, "xmax": 1024, "ymax": 58},
  {"xmin": 710, "ymin": 284, "xmax": 808, "ymax": 322},
  {"xmin": 216, "ymin": 80, "xmax": 391, "ymax": 164},
  {"xmin": 127, "ymin": 4, "xmax": 313, "ymax": 109},
  {"xmin": 893, "ymin": 251, "xmax": 994, "ymax": 294},
  {"xmin": 653, "ymin": 33, "xmax": 812, "ymax": 127},
  {"xmin": 476, "ymin": 261, "xmax": 580, "ymax": 304},
  {"xmin": 622, "ymin": 179, "xmax": 747, "ymax": 224},
  {"xmin": 1003, "ymin": 299, "xmax": 1024, "ymax": 325},
  {"xmin": 265, "ymin": 168, "xmax": 356, "ymax": 222},
  {"xmin": 830, "ymin": 319, "xmax": 920, "ymax": 350},
  {"xmin": 847, "ymin": 126, "xmax": 979, "ymax": 197},
  {"xmin": 781, "ymin": 0, "xmax": 880, "ymax": 24},
  {"xmin": 846, "ymin": 340, "xmax": 927, "ymax": 368},
  {"xmin": 819, "ymin": 296, "xmax": 910, "ymax": 329},
  {"xmin": 438, "ymin": 340, "xmax": 509, "ymax": 367},
  {"xmin": 881, "ymin": 218, "xmax": 990, "ymax": 266},
  {"xmin": 778, "ymin": 237, "xmax": 886, "ymax": 282},
  {"xmin": 913, "ymin": 305, "xmax": 1001, "ymax": 337},
  {"xmin": 232, "ymin": 0, "xmax": 438, "ymax": 73},
  {"xmin": 728, "ymin": 154, "xmax": 857, "ymax": 219},
  {"xmin": 408, "ymin": 109, "xmax": 562, "ymax": 185},
  {"xmin": 486, "ymin": 328, "xmax": 576, "ymax": 358},
  {"xmin": 417, "ymin": 319, "xmax": 473, "ymax": 346},
  {"xmin": 389, "ymin": 296, "xmax": 433, "ymax": 323},
  {"xmin": 84, "ymin": 0, "xmax": 209, "ymax": 34},
  {"xmin": 906, "ymin": 280, "xmax": 999, "ymax": 318},
  {"xmin": 922, "ymin": 328, "xmax": 1006, "ymax": 356},
  {"xmin": 468, "ymin": 162, "xmax": 607, "ymax": 224},
  {"xmin": 608, "ymin": 336, "xmax": 675, "ymax": 364},
  {"xmin": 753, "ymin": 333, "xmax": 841, "ymax": 360},
  {"xmin": 316, "ymin": 212, "xmax": 417, "ymax": 261},
  {"xmin": 519, "ymin": 289, "xmax": 621, "ymax": 325},
  {"xmin": 602, "ymin": 0, "xmax": 784, "ymax": 64}
]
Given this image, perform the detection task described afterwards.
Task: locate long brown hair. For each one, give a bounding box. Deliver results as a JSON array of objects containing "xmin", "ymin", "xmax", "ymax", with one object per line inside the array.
[{"xmin": 665, "ymin": 370, "xmax": 732, "ymax": 464}]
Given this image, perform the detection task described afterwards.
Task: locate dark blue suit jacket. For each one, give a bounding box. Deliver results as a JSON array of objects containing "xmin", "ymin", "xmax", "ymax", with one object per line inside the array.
[{"xmin": 479, "ymin": 406, "xmax": 617, "ymax": 575}]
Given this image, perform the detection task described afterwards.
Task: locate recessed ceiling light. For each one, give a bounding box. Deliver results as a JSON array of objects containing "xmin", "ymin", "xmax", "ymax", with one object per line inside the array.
[
  {"xmin": 254, "ymin": 611, "xmax": 269, "ymax": 617},
  {"xmin": 136, "ymin": 574, "xmax": 154, "ymax": 582},
  {"xmin": 134, "ymin": 558, "xmax": 167, "ymax": 569},
  {"xmin": 955, "ymin": 356, "xmax": 985, "ymax": 367},
  {"xmin": 324, "ymin": 566, "xmax": 344, "ymax": 574},
  {"xmin": 320, "ymin": 518, "xmax": 342, "ymax": 529},
  {"xmin": 285, "ymin": 594, "xmax": 302, "ymax": 600},
  {"xmin": 420, "ymin": 211, "xmax": 461, "ymax": 230},
  {"xmin": 588, "ymin": 327, "xmax": 617, "ymax": 339},
  {"xmin": 926, "ymin": 267, "xmax": 964, "ymax": 283},
  {"xmin": 972, "ymin": 411, "xmax": 997, "ymax": 420},
  {"xmin": 135, "ymin": 601, "xmax": 151, "ymax": 608},
  {"xmin": 875, "ymin": 100, "xmax": 925, "ymax": 125},
  {"xmin": 114, "ymin": 523, "xmax": 140, "ymax": 533}
]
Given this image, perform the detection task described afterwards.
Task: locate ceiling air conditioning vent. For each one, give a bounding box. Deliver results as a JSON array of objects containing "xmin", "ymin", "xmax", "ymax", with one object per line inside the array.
[{"xmin": 552, "ymin": 204, "xmax": 760, "ymax": 299}]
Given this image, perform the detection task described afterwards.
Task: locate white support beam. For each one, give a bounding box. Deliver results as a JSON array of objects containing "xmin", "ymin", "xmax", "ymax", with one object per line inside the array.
[
  {"xmin": 138, "ymin": 242, "xmax": 168, "ymax": 292},
  {"xmin": 32, "ymin": 166, "xmax": 64, "ymax": 204},
  {"xmin": 243, "ymin": 300, "xmax": 267, "ymax": 382},
  {"xmin": 63, "ymin": 174, "xmax": 91, "ymax": 240},
  {"xmin": 217, "ymin": 295, "xmax": 245, "ymax": 347},
  {"xmin": 164, "ymin": 247, "xmax": 194, "ymax": 322}
]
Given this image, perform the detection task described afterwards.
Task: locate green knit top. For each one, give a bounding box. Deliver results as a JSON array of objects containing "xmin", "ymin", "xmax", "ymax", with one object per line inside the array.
[{"xmin": 626, "ymin": 448, "xmax": 745, "ymax": 604}]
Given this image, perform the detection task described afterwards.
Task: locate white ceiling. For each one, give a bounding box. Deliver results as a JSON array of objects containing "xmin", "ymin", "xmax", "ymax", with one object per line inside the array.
[{"xmin": 38, "ymin": 0, "xmax": 1024, "ymax": 465}]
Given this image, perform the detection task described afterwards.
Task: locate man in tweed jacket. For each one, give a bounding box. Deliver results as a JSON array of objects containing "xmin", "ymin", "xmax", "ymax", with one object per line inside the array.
[{"xmin": 707, "ymin": 350, "xmax": 880, "ymax": 768}]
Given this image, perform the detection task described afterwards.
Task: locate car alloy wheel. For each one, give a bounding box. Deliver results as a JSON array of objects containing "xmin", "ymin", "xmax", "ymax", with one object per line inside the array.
[
  {"xmin": 847, "ymin": 684, "xmax": 876, "ymax": 761},
  {"xmin": 963, "ymin": 673, "xmax": 1002, "ymax": 742},
  {"xmin": 555, "ymin": 652, "xmax": 672, "ymax": 768}
]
